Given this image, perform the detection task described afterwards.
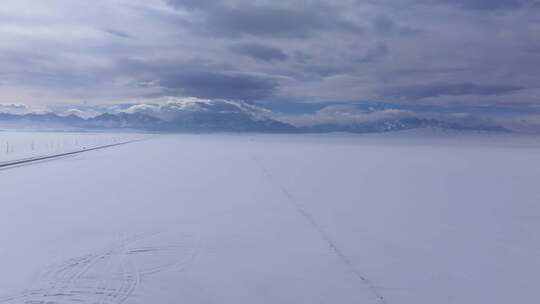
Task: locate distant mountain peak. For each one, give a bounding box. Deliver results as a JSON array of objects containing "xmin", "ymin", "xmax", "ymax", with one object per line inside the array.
[{"xmin": 0, "ymin": 100, "xmax": 522, "ymax": 134}]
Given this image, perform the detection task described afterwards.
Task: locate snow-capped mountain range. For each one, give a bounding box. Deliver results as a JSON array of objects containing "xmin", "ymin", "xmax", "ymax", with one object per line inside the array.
[
  {"xmin": 0, "ymin": 99, "xmax": 295, "ymax": 132},
  {"xmin": 0, "ymin": 98, "xmax": 536, "ymax": 133}
]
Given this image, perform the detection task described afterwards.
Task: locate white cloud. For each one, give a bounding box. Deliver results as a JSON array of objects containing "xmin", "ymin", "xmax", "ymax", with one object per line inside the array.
[
  {"xmin": 0, "ymin": 103, "xmax": 49, "ymax": 115},
  {"xmin": 62, "ymin": 108, "xmax": 100, "ymax": 119},
  {"xmin": 280, "ymin": 105, "xmax": 415, "ymax": 127},
  {"xmin": 121, "ymin": 96, "xmax": 272, "ymax": 121}
]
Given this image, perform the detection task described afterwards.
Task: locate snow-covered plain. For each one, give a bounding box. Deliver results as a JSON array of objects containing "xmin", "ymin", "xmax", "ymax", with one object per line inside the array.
[{"xmin": 0, "ymin": 131, "xmax": 539, "ymax": 304}]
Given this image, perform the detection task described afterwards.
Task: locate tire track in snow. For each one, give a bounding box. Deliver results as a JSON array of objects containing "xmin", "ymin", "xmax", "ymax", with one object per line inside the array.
[
  {"xmin": 252, "ymin": 155, "xmax": 387, "ymax": 304},
  {"xmin": 0, "ymin": 233, "xmax": 199, "ymax": 304}
]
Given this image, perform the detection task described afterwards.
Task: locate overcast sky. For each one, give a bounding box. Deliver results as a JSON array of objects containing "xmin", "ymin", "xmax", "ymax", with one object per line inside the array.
[{"xmin": 0, "ymin": 0, "xmax": 539, "ymax": 108}]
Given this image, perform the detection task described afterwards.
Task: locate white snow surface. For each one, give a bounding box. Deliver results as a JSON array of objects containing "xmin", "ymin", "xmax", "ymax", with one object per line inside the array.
[{"xmin": 0, "ymin": 131, "xmax": 539, "ymax": 304}]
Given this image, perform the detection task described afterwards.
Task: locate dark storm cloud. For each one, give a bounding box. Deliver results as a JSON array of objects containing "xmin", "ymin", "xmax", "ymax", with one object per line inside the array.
[
  {"xmin": 119, "ymin": 57, "xmax": 281, "ymax": 101},
  {"xmin": 357, "ymin": 42, "xmax": 390, "ymax": 63},
  {"xmin": 165, "ymin": 0, "xmax": 363, "ymax": 38},
  {"xmin": 304, "ymin": 65, "xmax": 354, "ymax": 78},
  {"xmin": 294, "ymin": 51, "xmax": 312, "ymax": 64},
  {"xmin": 229, "ymin": 43, "xmax": 288, "ymax": 62},
  {"xmin": 371, "ymin": 16, "xmax": 419, "ymax": 36},
  {"xmin": 434, "ymin": 0, "xmax": 531, "ymax": 10},
  {"xmin": 381, "ymin": 83, "xmax": 527, "ymax": 100},
  {"xmin": 165, "ymin": 0, "xmax": 215, "ymax": 10},
  {"xmin": 156, "ymin": 69, "xmax": 280, "ymax": 101},
  {"xmin": 294, "ymin": 42, "xmax": 390, "ymax": 78},
  {"xmin": 103, "ymin": 29, "xmax": 134, "ymax": 39}
]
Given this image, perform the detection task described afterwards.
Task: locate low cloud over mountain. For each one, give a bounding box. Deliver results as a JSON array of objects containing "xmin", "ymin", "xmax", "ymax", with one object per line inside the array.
[
  {"xmin": 1, "ymin": 98, "xmax": 539, "ymax": 134},
  {"xmin": 0, "ymin": 98, "xmax": 294, "ymax": 133}
]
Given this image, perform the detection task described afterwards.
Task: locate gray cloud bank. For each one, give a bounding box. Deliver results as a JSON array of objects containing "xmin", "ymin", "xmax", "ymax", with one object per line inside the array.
[{"xmin": 0, "ymin": 0, "xmax": 538, "ymax": 110}]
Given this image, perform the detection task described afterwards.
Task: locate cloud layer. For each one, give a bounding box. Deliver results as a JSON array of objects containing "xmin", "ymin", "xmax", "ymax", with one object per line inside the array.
[{"xmin": 0, "ymin": 0, "xmax": 538, "ymax": 109}]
